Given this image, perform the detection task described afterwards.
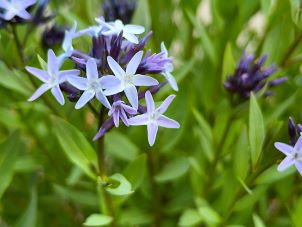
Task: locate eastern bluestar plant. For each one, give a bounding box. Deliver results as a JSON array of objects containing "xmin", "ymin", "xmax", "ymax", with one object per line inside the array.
[
  {"xmin": 26, "ymin": 17, "xmax": 179, "ymax": 146},
  {"xmin": 224, "ymin": 52, "xmax": 287, "ymax": 99}
]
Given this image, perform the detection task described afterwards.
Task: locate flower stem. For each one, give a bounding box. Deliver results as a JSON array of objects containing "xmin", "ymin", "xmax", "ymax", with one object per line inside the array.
[{"xmin": 280, "ymin": 32, "xmax": 302, "ymax": 67}]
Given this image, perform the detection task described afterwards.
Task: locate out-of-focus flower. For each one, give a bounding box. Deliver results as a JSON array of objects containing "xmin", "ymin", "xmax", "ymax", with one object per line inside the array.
[
  {"xmin": 97, "ymin": 18, "xmax": 145, "ymax": 44},
  {"xmin": 288, "ymin": 117, "xmax": 302, "ymax": 146},
  {"xmin": 62, "ymin": 21, "xmax": 78, "ymax": 57},
  {"xmin": 0, "ymin": 0, "xmax": 36, "ymax": 21},
  {"xmin": 129, "ymin": 90, "xmax": 180, "ymax": 146},
  {"xmin": 106, "ymin": 51, "xmax": 159, "ymax": 109},
  {"xmin": 26, "ymin": 49, "xmax": 80, "ymax": 105},
  {"xmin": 102, "ymin": 0, "xmax": 136, "ymax": 24},
  {"xmin": 274, "ymin": 135, "xmax": 302, "ymax": 175},
  {"xmin": 32, "ymin": 0, "xmax": 54, "ymax": 25},
  {"xmin": 224, "ymin": 53, "xmax": 287, "ymax": 99},
  {"xmin": 67, "ymin": 58, "xmax": 120, "ymax": 109},
  {"xmin": 42, "ymin": 25, "xmax": 65, "ymax": 48},
  {"xmin": 109, "ymin": 99, "xmax": 137, "ymax": 127}
]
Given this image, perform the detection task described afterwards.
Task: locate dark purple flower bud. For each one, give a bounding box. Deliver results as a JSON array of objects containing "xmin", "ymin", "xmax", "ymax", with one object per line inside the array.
[
  {"xmin": 268, "ymin": 77, "xmax": 288, "ymax": 88},
  {"xmin": 138, "ymin": 82, "xmax": 167, "ymax": 99},
  {"xmin": 288, "ymin": 117, "xmax": 297, "ymax": 146},
  {"xmin": 137, "ymin": 51, "xmax": 171, "ymax": 74},
  {"xmin": 60, "ymin": 82, "xmax": 81, "ymax": 102},
  {"xmin": 102, "ymin": 0, "xmax": 136, "ymax": 24},
  {"xmin": 93, "ymin": 118, "xmax": 115, "ymax": 140},
  {"xmin": 42, "ymin": 25, "xmax": 65, "ymax": 48},
  {"xmin": 224, "ymin": 52, "xmax": 284, "ymax": 100},
  {"xmin": 109, "ymin": 32, "xmax": 123, "ymax": 60}
]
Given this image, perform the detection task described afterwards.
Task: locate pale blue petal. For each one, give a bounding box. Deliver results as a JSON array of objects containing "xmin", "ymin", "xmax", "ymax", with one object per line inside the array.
[
  {"xmin": 129, "ymin": 113, "xmax": 149, "ymax": 125},
  {"xmin": 295, "ymin": 135, "xmax": 302, "ymax": 152},
  {"xmin": 274, "ymin": 142, "xmax": 293, "ymax": 156},
  {"xmin": 47, "ymin": 49, "xmax": 58, "ymax": 75},
  {"xmin": 120, "ymin": 109, "xmax": 129, "ymax": 126},
  {"xmin": 160, "ymin": 42, "xmax": 168, "ymax": 57},
  {"xmin": 0, "ymin": 1, "xmax": 11, "ymax": 9},
  {"xmin": 163, "ymin": 72, "xmax": 178, "ymax": 91},
  {"xmin": 295, "ymin": 161, "xmax": 302, "ymax": 176},
  {"xmin": 3, "ymin": 11, "xmax": 15, "ymax": 20},
  {"xmin": 156, "ymin": 95, "xmax": 176, "ymax": 114},
  {"xmin": 123, "ymin": 32, "xmax": 139, "ymax": 44},
  {"xmin": 132, "ymin": 75, "xmax": 159, "ymax": 87},
  {"xmin": 107, "ymin": 56, "xmax": 125, "ymax": 79},
  {"xmin": 121, "ymin": 103, "xmax": 137, "ymax": 115},
  {"xmin": 124, "ymin": 25, "xmax": 145, "ymax": 34},
  {"xmin": 147, "ymin": 122, "xmax": 158, "ymax": 146},
  {"xmin": 51, "ymin": 86, "xmax": 65, "ymax": 105},
  {"xmin": 58, "ymin": 69, "xmax": 80, "ymax": 83},
  {"xmin": 157, "ymin": 115, "xmax": 180, "ymax": 128},
  {"xmin": 25, "ymin": 66, "xmax": 50, "ymax": 83},
  {"xmin": 277, "ymin": 156, "xmax": 294, "ymax": 172},
  {"xmin": 126, "ymin": 51, "xmax": 143, "ymax": 75},
  {"xmin": 124, "ymin": 85, "xmax": 138, "ymax": 109},
  {"xmin": 28, "ymin": 83, "xmax": 50, "ymax": 101},
  {"xmin": 103, "ymin": 84, "xmax": 123, "ymax": 96},
  {"xmin": 96, "ymin": 91, "xmax": 111, "ymax": 109},
  {"xmin": 113, "ymin": 111, "xmax": 119, "ymax": 127},
  {"xmin": 86, "ymin": 58, "xmax": 99, "ymax": 80},
  {"xmin": 16, "ymin": 10, "xmax": 31, "ymax": 20},
  {"xmin": 100, "ymin": 75, "xmax": 121, "ymax": 89},
  {"xmin": 67, "ymin": 76, "xmax": 88, "ymax": 90},
  {"xmin": 145, "ymin": 90, "xmax": 155, "ymax": 113},
  {"xmin": 23, "ymin": 0, "xmax": 36, "ymax": 8},
  {"xmin": 75, "ymin": 91, "xmax": 94, "ymax": 109}
]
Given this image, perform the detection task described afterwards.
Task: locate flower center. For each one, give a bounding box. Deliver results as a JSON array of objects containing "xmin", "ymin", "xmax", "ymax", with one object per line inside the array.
[
  {"xmin": 49, "ymin": 76, "xmax": 59, "ymax": 86},
  {"xmin": 149, "ymin": 112, "xmax": 158, "ymax": 121},
  {"xmin": 124, "ymin": 74, "xmax": 133, "ymax": 86},
  {"xmin": 88, "ymin": 81, "xmax": 100, "ymax": 92}
]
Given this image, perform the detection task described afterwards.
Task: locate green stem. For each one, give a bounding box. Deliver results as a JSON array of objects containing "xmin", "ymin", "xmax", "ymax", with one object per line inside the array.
[
  {"xmin": 97, "ymin": 107, "xmax": 115, "ymax": 226},
  {"xmin": 280, "ymin": 32, "xmax": 302, "ymax": 67}
]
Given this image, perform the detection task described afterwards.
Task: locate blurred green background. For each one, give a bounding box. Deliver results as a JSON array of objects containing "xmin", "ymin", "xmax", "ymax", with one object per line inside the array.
[{"xmin": 1, "ymin": 0, "xmax": 302, "ymax": 226}]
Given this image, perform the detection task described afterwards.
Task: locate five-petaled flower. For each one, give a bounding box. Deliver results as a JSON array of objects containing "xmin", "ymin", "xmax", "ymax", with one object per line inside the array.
[
  {"xmin": 0, "ymin": 0, "xmax": 36, "ymax": 21},
  {"xmin": 67, "ymin": 58, "xmax": 120, "ymax": 109},
  {"xmin": 129, "ymin": 90, "xmax": 180, "ymax": 146},
  {"xmin": 97, "ymin": 18, "xmax": 145, "ymax": 44},
  {"xmin": 26, "ymin": 49, "xmax": 80, "ymax": 105},
  {"xmin": 109, "ymin": 100, "xmax": 137, "ymax": 127},
  {"xmin": 274, "ymin": 135, "xmax": 302, "ymax": 175},
  {"xmin": 106, "ymin": 51, "xmax": 159, "ymax": 109}
]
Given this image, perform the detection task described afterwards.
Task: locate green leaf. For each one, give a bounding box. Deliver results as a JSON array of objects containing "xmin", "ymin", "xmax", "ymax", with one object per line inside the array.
[
  {"xmin": 83, "ymin": 214, "xmax": 113, "ymax": 226},
  {"xmin": 178, "ymin": 209, "xmax": 202, "ymax": 226},
  {"xmin": 249, "ymin": 93, "xmax": 265, "ymax": 168},
  {"xmin": 52, "ymin": 116, "xmax": 97, "ymax": 179},
  {"xmin": 253, "ymin": 214, "xmax": 266, "ymax": 227},
  {"xmin": 106, "ymin": 173, "xmax": 134, "ymax": 196},
  {"xmin": 290, "ymin": 0, "xmax": 302, "ymax": 29},
  {"xmin": 255, "ymin": 164, "xmax": 295, "ymax": 185},
  {"xmin": 124, "ymin": 154, "xmax": 147, "ymax": 190},
  {"xmin": 155, "ymin": 157, "xmax": 190, "ymax": 183},
  {"xmin": 15, "ymin": 186, "xmax": 37, "ymax": 227},
  {"xmin": 195, "ymin": 198, "xmax": 221, "ymax": 225},
  {"xmin": 0, "ymin": 131, "xmax": 21, "ymax": 198},
  {"xmin": 105, "ymin": 131, "xmax": 139, "ymax": 161},
  {"xmin": 222, "ymin": 43, "xmax": 236, "ymax": 82},
  {"xmin": 37, "ymin": 54, "xmax": 47, "ymax": 70}
]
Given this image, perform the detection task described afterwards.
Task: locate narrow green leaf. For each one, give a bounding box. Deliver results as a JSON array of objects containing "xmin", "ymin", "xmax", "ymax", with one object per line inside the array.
[
  {"xmin": 106, "ymin": 173, "xmax": 134, "ymax": 196},
  {"xmin": 83, "ymin": 214, "xmax": 113, "ymax": 226},
  {"xmin": 249, "ymin": 93, "xmax": 265, "ymax": 168},
  {"xmin": 155, "ymin": 157, "xmax": 190, "ymax": 183},
  {"xmin": 178, "ymin": 209, "xmax": 202, "ymax": 226},
  {"xmin": 255, "ymin": 164, "xmax": 295, "ymax": 185},
  {"xmin": 37, "ymin": 54, "xmax": 47, "ymax": 70},
  {"xmin": 52, "ymin": 116, "xmax": 97, "ymax": 179},
  {"xmin": 222, "ymin": 43, "xmax": 236, "ymax": 82}
]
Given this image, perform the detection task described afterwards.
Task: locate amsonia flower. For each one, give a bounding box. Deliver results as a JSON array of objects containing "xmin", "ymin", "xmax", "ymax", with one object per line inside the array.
[
  {"xmin": 106, "ymin": 51, "xmax": 159, "ymax": 109},
  {"xmin": 26, "ymin": 49, "xmax": 80, "ymax": 105},
  {"xmin": 0, "ymin": 0, "xmax": 36, "ymax": 21},
  {"xmin": 67, "ymin": 58, "xmax": 120, "ymax": 109},
  {"xmin": 275, "ymin": 135, "xmax": 302, "ymax": 175},
  {"xmin": 62, "ymin": 21, "xmax": 78, "ymax": 57},
  {"xmin": 109, "ymin": 100, "xmax": 137, "ymax": 127},
  {"xmin": 160, "ymin": 42, "xmax": 178, "ymax": 91},
  {"xmin": 129, "ymin": 90, "xmax": 180, "ymax": 146},
  {"xmin": 97, "ymin": 18, "xmax": 145, "ymax": 44}
]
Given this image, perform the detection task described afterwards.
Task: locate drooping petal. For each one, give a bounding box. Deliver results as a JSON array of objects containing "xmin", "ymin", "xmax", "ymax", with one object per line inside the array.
[
  {"xmin": 156, "ymin": 95, "xmax": 176, "ymax": 114},
  {"xmin": 145, "ymin": 90, "xmax": 155, "ymax": 113},
  {"xmin": 274, "ymin": 142, "xmax": 294, "ymax": 156},
  {"xmin": 129, "ymin": 114, "xmax": 149, "ymax": 125},
  {"xmin": 67, "ymin": 76, "xmax": 88, "ymax": 90},
  {"xmin": 107, "ymin": 56, "xmax": 125, "ymax": 80},
  {"xmin": 75, "ymin": 90, "xmax": 95, "ymax": 109},
  {"xmin": 163, "ymin": 72, "xmax": 178, "ymax": 91},
  {"xmin": 51, "ymin": 86, "xmax": 65, "ymax": 105},
  {"xmin": 157, "ymin": 115, "xmax": 180, "ymax": 128},
  {"xmin": 121, "ymin": 103, "xmax": 137, "ymax": 115},
  {"xmin": 124, "ymin": 85, "xmax": 138, "ymax": 109},
  {"xmin": 123, "ymin": 32, "xmax": 139, "ymax": 44},
  {"xmin": 28, "ymin": 83, "xmax": 50, "ymax": 101},
  {"xmin": 86, "ymin": 58, "xmax": 99, "ymax": 80},
  {"xmin": 96, "ymin": 91, "xmax": 111, "ymax": 109},
  {"xmin": 47, "ymin": 49, "xmax": 58, "ymax": 75},
  {"xmin": 147, "ymin": 122, "xmax": 158, "ymax": 146},
  {"xmin": 132, "ymin": 75, "xmax": 159, "ymax": 87},
  {"xmin": 124, "ymin": 25, "xmax": 145, "ymax": 34},
  {"xmin": 295, "ymin": 135, "xmax": 302, "ymax": 152},
  {"xmin": 16, "ymin": 10, "xmax": 32, "ymax": 20},
  {"xmin": 25, "ymin": 67, "xmax": 50, "ymax": 83},
  {"xmin": 120, "ymin": 109, "xmax": 129, "ymax": 126},
  {"xmin": 277, "ymin": 156, "xmax": 294, "ymax": 172},
  {"xmin": 113, "ymin": 111, "xmax": 120, "ymax": 127},
  {"xmin": 126, "ymin": 51, "xmax": 143, "ymax": 75},
  {"xmin": 58, "ymin": 69, "xmax": 80, "ymax": 83},
  {"xmin": 295, "ymin": 161, "xmax": 302, "ymax": 176}
]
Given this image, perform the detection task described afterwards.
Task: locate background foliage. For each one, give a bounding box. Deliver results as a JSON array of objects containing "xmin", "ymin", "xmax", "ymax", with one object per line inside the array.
[{"xmin": 1, "ymin": 0, "xmax": 302, "ymax": 226}]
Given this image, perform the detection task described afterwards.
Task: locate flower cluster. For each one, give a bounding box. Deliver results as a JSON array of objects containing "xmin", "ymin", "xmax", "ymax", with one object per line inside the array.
[
  {"xmin": 224, "ymin": 52, "xmax": 287, "ymax": 99},
  {"xmin": 26, "ymin": 17, "xmax": 180, "ymax": 146}
]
